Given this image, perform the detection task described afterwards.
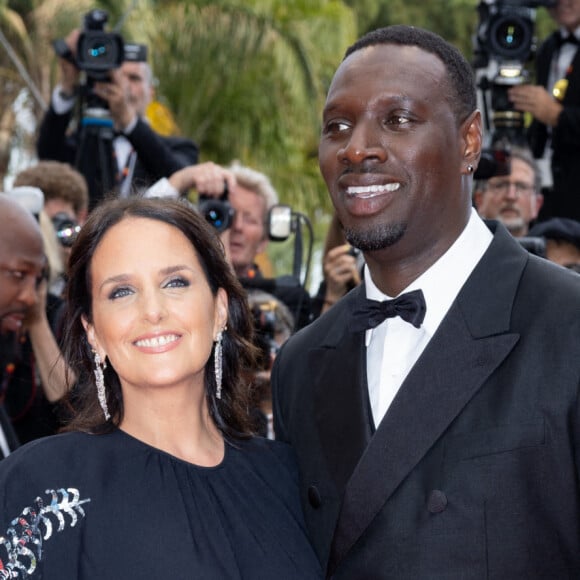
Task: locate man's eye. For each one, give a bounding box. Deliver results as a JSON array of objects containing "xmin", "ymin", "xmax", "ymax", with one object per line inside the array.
[
  {"xmin": 386, "ymin": 115, "xmax": 411, "ymax": 126},
  {"xmin": 324, "ymin": 120, "xmax": 350, "ymax": 134},
  {"xmin": 165, "ymin": 277, "xmax": 189, "ymax": 289},
  {"xmin": 8, "ymin": 270, "xmax": 25, "ymax": 281},
  {"xmin": 109, "ymin": 286, "xmax": 133, "ymax": 300}
]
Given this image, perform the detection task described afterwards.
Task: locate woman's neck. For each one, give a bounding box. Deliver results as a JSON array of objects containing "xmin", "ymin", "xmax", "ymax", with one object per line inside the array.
[{"xmin": 119, "ymin": 385, "xmax": 224, "ymax": 467}]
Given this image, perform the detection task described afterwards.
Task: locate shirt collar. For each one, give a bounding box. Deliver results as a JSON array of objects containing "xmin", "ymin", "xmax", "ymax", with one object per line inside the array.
[
  {"xmin": 365, "ymin": 208, "xmax": 493, "ymax": 338},
  {"xmin": 558, "ymin": 25, "xmax": 580, "ymax": 42}
]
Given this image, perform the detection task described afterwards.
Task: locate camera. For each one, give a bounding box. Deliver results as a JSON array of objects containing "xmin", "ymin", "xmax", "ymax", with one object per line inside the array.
[
  {"xmin": 198, "ymin": 184, "xmax": 235, "ymax": 233},
  {"xmin": 51, "ymin": 212, "xmax": 81, "ymax": 248},
  {"xmin": 76, "ymin": 10, "xmax": 124, "ymax": 81},
  {"xmin": 473, "ymin": 0, "xmax": 556, "ymax": 146},
  {"xmin": 53, "ymin": 10, "xmax": 124, "ymax": 83}
]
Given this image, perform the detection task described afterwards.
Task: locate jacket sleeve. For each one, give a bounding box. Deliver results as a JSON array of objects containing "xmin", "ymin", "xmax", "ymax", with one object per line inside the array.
[
  {"xmin": 127, "ymin": 118, "xmax": 199, "ymax": 181},
  {"xmin": 36, "ymin": 106, "xmax": 76, "ymax": 164}
]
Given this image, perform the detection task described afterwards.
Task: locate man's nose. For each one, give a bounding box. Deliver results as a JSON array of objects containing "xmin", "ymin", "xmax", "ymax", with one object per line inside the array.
[
  {"xmin": 504, "ymin": 183, "xmax": 519, "ymax": 200},
  {"xmin": 18, "ymin": 277, "xmax": 38, "ymax": 308},
  {"xmin": 338, "ymin": 122, "xmax": 387, "ymax": 165},
  {"xmin": 231, "ymin": 210, "xmax": 244, "ymax": 231}
]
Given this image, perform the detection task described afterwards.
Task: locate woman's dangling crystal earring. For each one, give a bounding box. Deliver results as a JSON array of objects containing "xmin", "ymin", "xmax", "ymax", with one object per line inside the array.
[
  {"xmin": 93, "ymin": 351, "xmax": 111, "ymax": 420},
  {"xmin": 214, "ymin": 331, "xmax": 224, "ymax": 400}
]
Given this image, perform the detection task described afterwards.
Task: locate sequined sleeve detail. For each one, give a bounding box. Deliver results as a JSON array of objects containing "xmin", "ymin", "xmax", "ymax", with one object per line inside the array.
[{"xmin": 0, "ymin": 488, "xmax": 90, "ymax": 579}]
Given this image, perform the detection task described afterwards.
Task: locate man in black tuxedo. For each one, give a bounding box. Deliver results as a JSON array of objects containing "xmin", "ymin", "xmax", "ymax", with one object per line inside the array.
[
  {"xmin": 272, "ymin": 25, "xmax": 580, "ymax": 578},
  {"xmin": 37, "ymin": 30, "xmax": 198, "ymax": 208},
  {"xmin": 0, "ymin": 195, "xmax": 46, "ymax": 459},
  {"xmin": 509, "ymin": 0, "xmax": 580, "ymax": 222}
]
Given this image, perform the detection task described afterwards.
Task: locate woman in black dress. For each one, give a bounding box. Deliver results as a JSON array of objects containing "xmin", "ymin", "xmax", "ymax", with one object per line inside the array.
[{"xmin": 0, "ymin": 197, "xmax": 321, "ymax": 579}]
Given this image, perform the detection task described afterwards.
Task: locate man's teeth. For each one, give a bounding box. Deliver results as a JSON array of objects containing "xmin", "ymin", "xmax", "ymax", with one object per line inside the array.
[
  {"xmin": 135, "ymin": 335, "xmax": 179, "ymax": 347},
  {"xmin": 347, "ymin": 183, "xmax": 401, "ymax": 196}
]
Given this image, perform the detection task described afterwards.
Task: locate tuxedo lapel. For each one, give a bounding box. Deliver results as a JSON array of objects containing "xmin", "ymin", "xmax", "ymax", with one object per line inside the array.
[
  {"xmin": 311, "ymin": 286, "xmax": 373, "ymax": 495},
  {"xmin": 328, "ymin": 223, "xmax": 528, "ymax": 574}
]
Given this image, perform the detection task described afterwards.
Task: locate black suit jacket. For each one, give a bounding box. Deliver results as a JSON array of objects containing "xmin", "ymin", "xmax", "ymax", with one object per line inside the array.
[
  {"xmin": 37, "ymin": 106, "xmax": 198, "ymax": 206},
  {"xmin": 528, "ymin": 32, "xmax": 580, "ymax": 221},
  {"xmin": 272, "ymin": 222, "xmax": 580, "ymax": 578}
]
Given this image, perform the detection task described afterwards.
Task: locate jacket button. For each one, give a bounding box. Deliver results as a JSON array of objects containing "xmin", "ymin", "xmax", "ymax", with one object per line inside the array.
[
  {"xmin": 427, "ymin": 490, "xmax": 448, "ymax": 514},
  {"xmin": 308, "ymin": 485, "xmax": 322, "ymax": 508}
]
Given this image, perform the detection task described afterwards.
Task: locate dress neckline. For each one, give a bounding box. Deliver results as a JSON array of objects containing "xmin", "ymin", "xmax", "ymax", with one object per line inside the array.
[{"xmin": 113, "ymin": 427, "xmax": 229, "ymax": 471}]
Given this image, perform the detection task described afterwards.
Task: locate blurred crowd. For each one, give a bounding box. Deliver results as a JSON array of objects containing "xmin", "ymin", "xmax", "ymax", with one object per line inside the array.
[{"xmin": 1, "ymin": 10, "xmax": 579, "ymax": 457}]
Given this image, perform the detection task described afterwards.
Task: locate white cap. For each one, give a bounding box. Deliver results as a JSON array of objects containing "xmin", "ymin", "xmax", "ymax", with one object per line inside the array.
[{"xmin": 7, "ymin": 186, "xmax": 45, "ymax": 217}]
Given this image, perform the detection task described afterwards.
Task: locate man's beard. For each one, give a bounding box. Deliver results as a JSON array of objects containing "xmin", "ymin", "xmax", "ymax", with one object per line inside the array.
[
  {"xmin": 500, "ymin": 214, "xmax": 526, "ymax": 236},
  {"xmin": 343, "ymin": 222, "xmax": 406, "ymax": 252}
]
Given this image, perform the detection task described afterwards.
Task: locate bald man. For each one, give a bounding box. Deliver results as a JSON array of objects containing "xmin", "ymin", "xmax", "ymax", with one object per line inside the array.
[{"xmin": 0, "ymin": 194, "xmax": 45, "ymax": 459}]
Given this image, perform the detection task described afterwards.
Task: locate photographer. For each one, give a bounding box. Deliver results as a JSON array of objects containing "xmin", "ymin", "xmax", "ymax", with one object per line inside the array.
[
  {"xmin": 508, "ymin": 0, "xmax": 580, "ymax": 222},
  {"xmin": 148, "ymin": 161, "xmax": 313, "ymax": 329},
  {"xmin": 13, "ymin": 161, "xmax": 89, "ymax": 288},
  {"xmin": 529, "ymin": 216, "xmax": 580, "ymax": 266},
  {"xmin": 37, "ymin": 19, "xmax": 198, "ymax": 207},
  {"xmin": 473, "ymin": 145, "xmax": 544, "ymax": 237}
]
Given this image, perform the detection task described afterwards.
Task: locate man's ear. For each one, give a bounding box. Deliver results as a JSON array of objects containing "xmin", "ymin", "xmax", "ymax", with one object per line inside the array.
[{"xmin": 462, "ymin": 110, "xmax": 483, "ymax": 174}]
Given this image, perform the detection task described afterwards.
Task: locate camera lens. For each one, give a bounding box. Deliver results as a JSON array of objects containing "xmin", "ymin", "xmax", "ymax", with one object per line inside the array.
[
  {"xmin": 88, "ymin": 42, "xmax": 108, "ymax": 59},
  {"xmin": 51, "ymin": 212, "xmax": 81, "ymax": 248},
  {"xmin": 498, "ymin": 19, "xmax": 527, "ymax": 51},
  {"xmin": 198, "ymin": 197, "xmax": 234, "ymax": 233},
  {"xmin": 489, "ymin": 13, "xmax": 533, "ymax": 61}
]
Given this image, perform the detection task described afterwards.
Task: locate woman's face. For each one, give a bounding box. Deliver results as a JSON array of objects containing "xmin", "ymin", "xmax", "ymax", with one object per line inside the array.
[{"xmin": 83, "ymin": 216, "xmax": 227, "ymax": 396}]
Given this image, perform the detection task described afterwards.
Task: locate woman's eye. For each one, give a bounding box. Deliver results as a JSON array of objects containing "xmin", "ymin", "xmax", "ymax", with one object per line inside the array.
[
  {"xmin": 109, "ymin": 286, "xmax": 133, "ymax": 300},
  {"xmin": 165, "ymin": 277, "xmax": 189, "ymax": 289}
]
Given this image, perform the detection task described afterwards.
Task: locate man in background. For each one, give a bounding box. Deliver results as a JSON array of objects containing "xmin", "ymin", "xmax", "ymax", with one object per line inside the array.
[
  {"xmin": 473, "ymin": 146, "xmax": 543, "ymax": 238},
  {"xmin": 37, "ymin": 28, "xmax": 198, "ymax": 207},
  {"xmin": 529, "ymin": 216, "xmax": 580, "ymax": 267},
  {"xmin": 0, "ymin": 194, "xmax": 45, "ymax": 458},
  {"xmin": 509, "ymin": 0, "xmax": 580, "ymax": 222},
  {"xmin": 152, "ymin": 161, "xmax": 313, "ymax": 329}
]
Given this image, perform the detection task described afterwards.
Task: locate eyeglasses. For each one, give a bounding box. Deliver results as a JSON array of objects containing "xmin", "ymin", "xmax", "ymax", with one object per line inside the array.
[{"xmin": 486, "ymin": 180, "xmax": 535, "ymax": 196}]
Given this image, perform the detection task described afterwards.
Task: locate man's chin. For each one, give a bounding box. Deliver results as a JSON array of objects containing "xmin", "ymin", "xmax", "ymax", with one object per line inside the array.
[
  {"xmin": 344, "ymin": 222, "xmax": 406, "ymax": 252},
  {"xmin": 500, "ymin": 215, "xmax": 525, "ymax": 234},
  {"xmin": 0, "ymin": 313, "xmax": 24, "ymax": 334}
]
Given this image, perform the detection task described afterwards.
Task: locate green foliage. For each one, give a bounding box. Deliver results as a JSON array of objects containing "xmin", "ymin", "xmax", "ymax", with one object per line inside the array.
[
  {"xmin": 146, "ymin": 0, "xmax": 355, "ymax": 218},
  {"xmin": 0, "ymin": 0, "xmax": 563, "ymax": 241}
]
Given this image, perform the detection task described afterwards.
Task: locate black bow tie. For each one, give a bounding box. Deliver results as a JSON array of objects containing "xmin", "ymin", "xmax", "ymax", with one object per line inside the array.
[
  {"xmin": 557, "ymin": 33, "xmax": 579, "ymax": 48},
  {"xmin": 349, "ymin": 289, "xmax": 426, "ymax": 333}
]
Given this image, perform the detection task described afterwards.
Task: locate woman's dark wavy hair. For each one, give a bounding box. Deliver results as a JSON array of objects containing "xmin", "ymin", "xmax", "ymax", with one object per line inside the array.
[{"xmin": 61, "ymin": 196, "xmax": 258, "ymax": 439}]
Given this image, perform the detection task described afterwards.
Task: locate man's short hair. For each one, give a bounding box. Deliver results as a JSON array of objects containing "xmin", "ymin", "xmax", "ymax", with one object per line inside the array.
[
  {"xmin": 14, "ymin": 161, "xmax": 89, "ymax": 216},
  {"xmin": 228, "ymin": 161, "xmax": 279, "ymax": 213},
  {"xmin": 344, "ymin": 25, "xmax": 477, "ymax": 125}
]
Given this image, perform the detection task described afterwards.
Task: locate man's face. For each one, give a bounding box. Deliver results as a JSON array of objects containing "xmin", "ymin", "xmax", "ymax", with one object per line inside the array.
[
  {"xmin": 474, "ymin": 158, "xmax": 542, "ymax": 237},
  {"xmin": 120, "ymin": 61, "xmax": 152, "ymax": 116},
  {"xmin": 0, "ymin": 222, "xmax": 45, "ymax": 325},
  {"xmin": 228, "ymin": 185, "xmax": 268, "ymax": 276},
  {"xmin": 550, "ymin": 0, "xmax": 580, "ymax": 31},
  {"xmin": 319, "ymin": 44, "xmax": 479, "ymax": 264}
]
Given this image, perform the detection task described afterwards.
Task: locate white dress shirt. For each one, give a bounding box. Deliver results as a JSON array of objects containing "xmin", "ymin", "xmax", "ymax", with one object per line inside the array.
[{"xmin": 365, "ymin": 208, "xmax": 493, "ymax": 428}]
